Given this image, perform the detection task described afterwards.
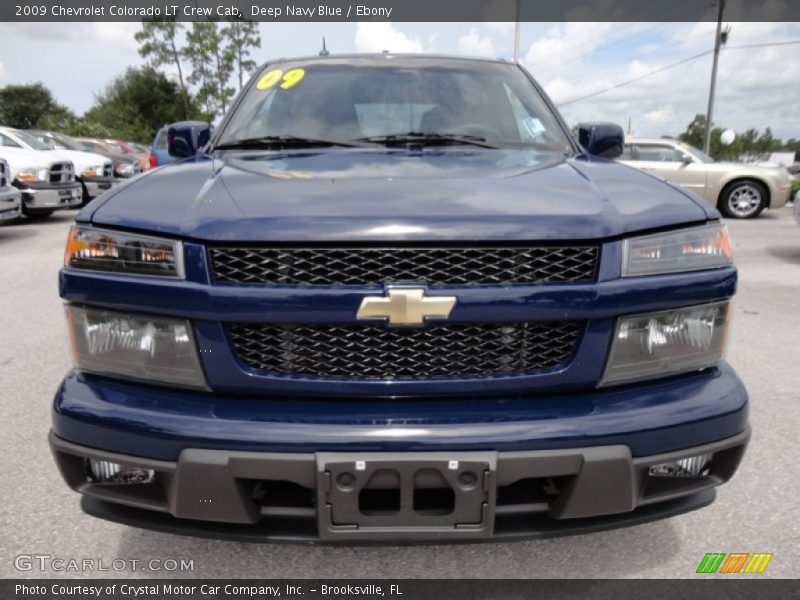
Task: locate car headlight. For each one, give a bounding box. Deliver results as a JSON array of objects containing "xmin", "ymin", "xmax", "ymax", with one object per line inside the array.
[
  {"xmin": 623, "ymin": 223, "xmax": 733, "ymax": 277},
  {"xmin": 601, "ymin": 301, "xmax": 731, "ymax": 386},
  {"xmin": 82, "ymin": 165, "xmax": 106, "ymax": 178},
  {"xmin": 115, "ymin": 162, "xmax": 134, "ymax": 176},
  {"xmin": 16, "ymin": 167, "xmax": 48, "ymax": 182},
  {"xmin": 64, "ymin": 226, "xmax": 184, "ymax": 278},
  {"xmin": 66, "ymin": 305, "xmax": 208, "ymax": 389}
]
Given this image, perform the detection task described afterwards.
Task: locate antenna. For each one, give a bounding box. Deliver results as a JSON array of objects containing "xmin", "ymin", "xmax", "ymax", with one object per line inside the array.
[{"xmin": 319, "ymin": 37, "xmax": 329, "ymax": 57}]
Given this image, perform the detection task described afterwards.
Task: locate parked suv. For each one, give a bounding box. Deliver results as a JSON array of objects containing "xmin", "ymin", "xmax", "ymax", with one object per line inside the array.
[
  {"xmin": 620, "ymin": 138, "xmax": 793, "ymax": 218},
  {"xmin": 0, "ymin": 145, "xmax": 80, "ymax": 217},
  {"xmin": 51, "ymin": 55, "xmax": 749, "ymax": 542}
]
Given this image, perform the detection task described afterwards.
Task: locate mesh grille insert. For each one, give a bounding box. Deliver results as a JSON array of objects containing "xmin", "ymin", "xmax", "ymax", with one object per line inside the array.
[
  {"xmin": 209, "ymin": 246, "xmax": 599, "ymax": 287},
  {"xmin": 227, "ymin": 321, "xmax": 582, "ymax": 379}
]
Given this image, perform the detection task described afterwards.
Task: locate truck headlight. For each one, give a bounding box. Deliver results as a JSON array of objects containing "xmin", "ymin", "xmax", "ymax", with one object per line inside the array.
[
  {"xmin": 115, "ymin": 162, "xmax": 134, "ymax": 176},
  {"xmin": 623, "ymin": 224, "xmax": 733, "ymax": 276},
  {"xmin": 82, "ymin": 165, "xmax": 106, "ymax": 178},
  {"xmin": 66, "ymin": 305, "xmax": 208, "ymax": 390},
  {"xmin": 65, "ymin": 226, "xmax": 183, "ymax": 278},
  {"xmin": 16, "ymin": 167, "xmax": 48, "ymax": 182},
  {"xmin": 601, "ymin": 301, "xmax": 731, "ymax": 386}
]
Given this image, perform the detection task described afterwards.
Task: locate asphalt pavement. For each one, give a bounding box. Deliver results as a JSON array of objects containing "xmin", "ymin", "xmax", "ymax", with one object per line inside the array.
[{"xmin": 0, "ymin": 206, "xmax": 798, "ymax": 579}]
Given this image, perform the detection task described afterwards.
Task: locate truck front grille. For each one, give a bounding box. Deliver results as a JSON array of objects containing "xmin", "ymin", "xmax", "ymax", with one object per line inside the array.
[
  {"xmin": 49, "ymin": 162, "xmax": 75, "ymax": 184},
  {"xmin": 103, "ymin": 163, "xmax": 113, "ymax": 178},
  {"xmin": 0, "ymin": 160, "xmax": 7, "ymax": 187},
  {"xmin": 226, "ymin": 321, "xmax": 582, "ymax": 379},
  {"xmin": 209, "ymin": 245, "xmax": 599, "ymax": 287}
]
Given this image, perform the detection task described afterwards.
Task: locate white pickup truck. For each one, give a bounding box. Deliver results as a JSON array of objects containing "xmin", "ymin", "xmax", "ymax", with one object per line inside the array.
[
  {"xmin": 0, "ymin": 158, "xmax": 22, "ymax": 221},
  {"xmin": 0, "ymin": 145, "xmax": 81, "ymax": 218},
  {"xmin": 0, "ymin": 126, "xmax": 114, "ymax": 207}
]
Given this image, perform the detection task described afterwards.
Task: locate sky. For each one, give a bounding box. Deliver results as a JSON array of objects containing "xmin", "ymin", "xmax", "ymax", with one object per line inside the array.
[{"xmin": 0, "ymin": 20, "xmax": 798, "ymax": 141}]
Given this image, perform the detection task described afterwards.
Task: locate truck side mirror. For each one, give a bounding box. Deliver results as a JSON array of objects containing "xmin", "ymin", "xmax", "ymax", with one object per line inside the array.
[
  {"xmin": 168, "ymin": 121, "xmax": 211, "ymax": 158},
  {"xmin": 577, "ymin": 122, "xmax": 625, "ymax": 159}
]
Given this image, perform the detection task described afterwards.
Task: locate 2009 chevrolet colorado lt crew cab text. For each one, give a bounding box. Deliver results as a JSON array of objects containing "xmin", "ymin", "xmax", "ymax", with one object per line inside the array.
[{"xmin": 50, "ymin": 55, "xmax": 749, "ymax": 542}]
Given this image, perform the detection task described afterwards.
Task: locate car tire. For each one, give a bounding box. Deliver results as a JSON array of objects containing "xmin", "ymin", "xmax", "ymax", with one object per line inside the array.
[
  {"xmin": 718, "ymin": 180, "xmax": 768, "ymax": 219},
  {"xmin": 22, "ymin": 208, "xmax": 55, "ymax": 219}
]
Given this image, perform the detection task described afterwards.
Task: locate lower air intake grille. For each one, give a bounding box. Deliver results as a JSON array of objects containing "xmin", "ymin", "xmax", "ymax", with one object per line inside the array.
[{"xmin": 227, "ymin": 321, "xmax": 582, "ymax": 379}]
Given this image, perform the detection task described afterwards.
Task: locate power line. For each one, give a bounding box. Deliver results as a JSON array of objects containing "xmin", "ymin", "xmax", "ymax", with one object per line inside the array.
[
  {"xmin": 724, "ymin": 40, "xmax": 800, "ymax": 50},
  {"xmin": 557, "ymin": 50, "xmax": 712, "ymax": 106},
  {"xmin": 565, "ymin": 28, "xmax": 716, "ymax": 82},
  {"xmin": 556, "ymin": 40, "xmax": 800, "ymax": 108}
]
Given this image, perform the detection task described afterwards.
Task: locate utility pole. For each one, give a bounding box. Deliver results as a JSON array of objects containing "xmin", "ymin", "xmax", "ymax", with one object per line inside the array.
[
  {"xmin": 704, "ymin": 0, "xmax": 725, "ymax": 154},
  {"xmin": 513, "ymin": 0, "xmax": 521, "ymax": 62}
]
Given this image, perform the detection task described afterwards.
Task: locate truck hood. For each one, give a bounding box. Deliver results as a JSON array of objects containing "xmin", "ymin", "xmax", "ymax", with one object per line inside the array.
[
  {"xmin": 0, "ymin": 146, "xmax": 63, "ymax": 176},
  {"xmin": 86, "ymin": 148, "xmax": 713, "ymax": 242},
  {"xmin": 45, "ymin": 149, "xmax": 111, "ymax": 171}
]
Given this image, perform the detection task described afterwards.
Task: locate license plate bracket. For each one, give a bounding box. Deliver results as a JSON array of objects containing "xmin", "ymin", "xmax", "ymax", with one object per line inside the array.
[{"xmin": 316, "ymin": 451, "xmax": 496, "ymax": 541}]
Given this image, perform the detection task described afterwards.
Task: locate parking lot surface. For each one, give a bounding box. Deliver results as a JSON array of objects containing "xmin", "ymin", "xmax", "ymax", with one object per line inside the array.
[{"xmin": 1, "ymin": 207, "xmax": 798, "ymax": 579}]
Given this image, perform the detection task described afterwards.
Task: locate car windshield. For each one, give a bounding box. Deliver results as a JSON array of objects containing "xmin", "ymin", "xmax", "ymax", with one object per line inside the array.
[
  {"xmin": 681, "ymin": 143, "xmax": 714, "ymax": 163},
  {"xmin": 53, "ymin": 133, "xmax": 83, "ymax": 151},
  {"xmin": 218, "ymin": 58, "xmax": 572, "ymax": 152},
  {"xmin": 13, "ymin": 129, "xmax": 53, "ymax": 151}
]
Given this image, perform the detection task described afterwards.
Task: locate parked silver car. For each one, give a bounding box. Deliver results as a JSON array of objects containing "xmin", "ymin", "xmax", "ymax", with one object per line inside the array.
[{"xmin": 620, "ymin": 139, "xmax": 793, "ymax": 218}]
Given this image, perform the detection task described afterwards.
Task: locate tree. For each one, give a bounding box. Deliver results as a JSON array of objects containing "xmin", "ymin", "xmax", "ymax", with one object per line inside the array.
[
  {"xmin": 0, "ymin": 83, "xmax": 75, "ymax": 129},
  {"xmin": 184, "ymin": 21, "xmax": 235, "ymax": 118},
  {"xmin": 222, "ymin": 19, "xmax": 261, "ymax": 89},
  {"xmin": 135, "ymin": 19, "xmax": 191, "ymax": 119},
  {"xmin": 83, "ymin": 66, "xmax": 200, "ymax": 143},
  {"xmin": 678, "ymin": 114, "xmax": 707, "ymax": 150}
]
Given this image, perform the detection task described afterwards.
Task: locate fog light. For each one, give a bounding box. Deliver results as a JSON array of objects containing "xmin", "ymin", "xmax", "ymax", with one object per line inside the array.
[
  {"xmin": 649, "ymin": 453, "xmax": 713, "ymax": 478},
  {"xmin": 88, "ymin": 459, "xmax": 155, "ymax": 485}
]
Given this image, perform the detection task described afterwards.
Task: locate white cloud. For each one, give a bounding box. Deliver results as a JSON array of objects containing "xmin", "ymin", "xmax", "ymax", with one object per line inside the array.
[
  {"xmin": 484, "ymin": 22, "xmax": 515, "ymax": 35},
  {"xmin": 354, "ymin": 23, "xmax": 424, "ymax": 53},
  {"xmin": 523, "ymin": 22, "xmax": 615, "ymax": 73},
  {"xmin": 0, "ymin": 61, "xmax": 8, "ymax": 83},
  {"xmin": 643, "ymin": 107, "xmax": 675, "ymax": 125},
  {"xmin": 457, "ymin": 29, "xmax": 495, "ymax": 57},
  {"xmin": 93, "ymin": 23, "xmax": 141, "ymax": 55}
]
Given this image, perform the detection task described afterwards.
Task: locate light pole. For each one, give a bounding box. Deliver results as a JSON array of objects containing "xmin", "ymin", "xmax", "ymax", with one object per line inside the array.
[{"xmin": 704, "ymin": 0, "xmax": 726, "ymax": 154}]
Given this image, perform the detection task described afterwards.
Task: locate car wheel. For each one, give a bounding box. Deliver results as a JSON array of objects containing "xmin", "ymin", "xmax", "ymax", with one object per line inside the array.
[
  {"xmin": 719, "ymin": 180, "xmax": 767, "ymax": 219},
  {"xmin": 22, "ymin": 209, "xmax": 55, "ymax": 219}
]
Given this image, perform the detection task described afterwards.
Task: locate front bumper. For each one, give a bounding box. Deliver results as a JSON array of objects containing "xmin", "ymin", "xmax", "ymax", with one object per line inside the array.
[
  {"xmin": 51, "ymin": 429, "xmax": 749, "ymax": 542},
  {"xmin": 0, "ymin": 187, "xmax": 21, "ymax": 220},
  {"xmin": 51, "ymin": 364, "xmax": 749, "ymax": 541},
  {"xmin": 82, "ymin": 177, "xmax": 115, "ymax": 199},
  {"xmin": 19, "ymin": 182, "xmax": 81, "ymax": 209}
]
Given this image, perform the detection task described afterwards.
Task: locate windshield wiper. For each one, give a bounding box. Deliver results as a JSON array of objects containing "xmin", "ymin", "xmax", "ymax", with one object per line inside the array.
[
  {"xmin": 214, "ymin": 135, "xmax": 362, "ymax": 150},
  {"xmin": 354, "ymin": 132, "xmax": 499, "ymax": 149}
]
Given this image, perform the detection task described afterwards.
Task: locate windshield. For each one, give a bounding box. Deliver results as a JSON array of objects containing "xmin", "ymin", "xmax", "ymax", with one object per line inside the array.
[
  {"xmin": 681, "ymin": 143, "xmax": 714, "ymax": 163},
  {"xmin": 218, "ymin": 58, "xmax": 572, "ymax": 152},
  {"xmin": 13, "ymin": 129, "xmax": 53, "ymax": 151},
  {"xmin": 53, "ymin": 133, "xmax": 82, "ymax": 151}
]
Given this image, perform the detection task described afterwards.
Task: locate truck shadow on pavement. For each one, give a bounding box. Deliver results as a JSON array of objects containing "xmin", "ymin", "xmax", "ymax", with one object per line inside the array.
[
  {"xmin": 116, "ymin": 519, "xmax": 684, "ymax": 578},
  {"xmin": 766, "ymin": 245, "xmax": 800, "ymax": 265}
]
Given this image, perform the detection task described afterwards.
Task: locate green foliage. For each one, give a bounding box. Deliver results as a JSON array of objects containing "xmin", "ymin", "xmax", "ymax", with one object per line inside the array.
[
  {"xmin": 135, "ymin": 19, "xmax": 191, "ymax": 119},
  {"xmin": 678, "ymin": 114, "xmax": 784, "ymax": 162},
  {"xmin": 184, "ymin": 21, "xmax": 236, "ymax": 118},
  {"xmin": 83, "ymin": 66, "xmax": 201, "ymax": 143},
  {"xmin": 0, "ymin": 83, "xmax": 75, "ymax": 129},
  {"xmin": 222, "ymin": 20, "xmax": 261, "ymax": 89}
]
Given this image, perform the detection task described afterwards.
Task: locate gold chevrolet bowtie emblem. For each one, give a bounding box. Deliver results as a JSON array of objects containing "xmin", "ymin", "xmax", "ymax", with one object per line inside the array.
[{"xmin": 356, "ymin": 288, "xmax": 457, "ymax": 326}]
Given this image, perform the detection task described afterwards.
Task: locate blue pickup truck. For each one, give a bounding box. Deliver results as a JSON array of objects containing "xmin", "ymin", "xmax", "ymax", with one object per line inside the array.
[{"xmin": 50, "ymin": 55, "xmax": 749, "ymax": 542}]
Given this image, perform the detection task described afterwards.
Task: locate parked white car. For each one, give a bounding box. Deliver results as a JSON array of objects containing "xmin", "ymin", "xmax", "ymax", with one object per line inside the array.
[
  {"xmin": 0, "ymin": 158, "xmax": 22, "ymax": 222},
  {"xmin": 619, "ymin": 138, "xmax": 793, "ymax": 218},
  {"xmin": 0, "ymin": 145, "xmax": 81, "ymax": 217},
  {"xmin": 0, "ymin": 126, "xmax": 114, "ymax": 205}
]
